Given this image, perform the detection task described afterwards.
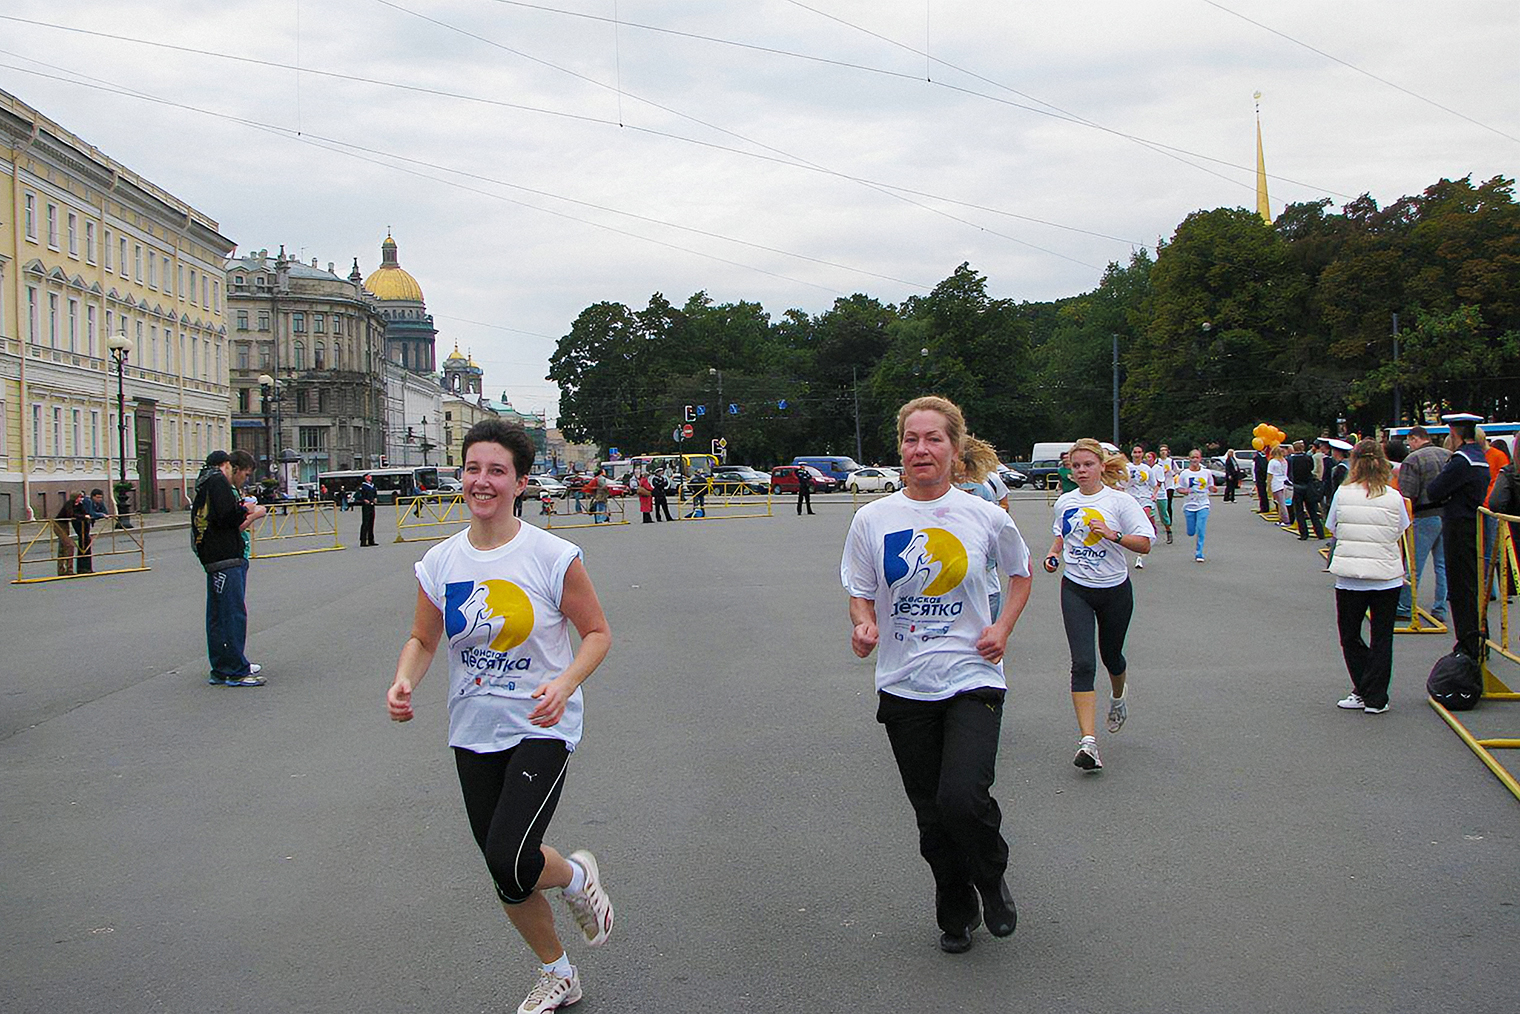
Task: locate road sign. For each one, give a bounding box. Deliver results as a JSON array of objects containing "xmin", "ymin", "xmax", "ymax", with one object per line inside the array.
[
  {"xmin": 683, "ymin": 405, "xmax": 696, "ymax": 423},
  {"xmin": 681, "ymin": 423, "xmax": 695, "ymax": 438},
  {"xmin": 672, "ymin": 427, "xmax": 682, "ymax": 441},
  {"xmin": 717, "ymin": 437, "xmax": 728, "ymax": 448}
]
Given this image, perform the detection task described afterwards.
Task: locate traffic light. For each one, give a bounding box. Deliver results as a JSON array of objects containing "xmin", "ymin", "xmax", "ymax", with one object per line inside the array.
[{"xmin": 683, "ymin": 405, "xmax": 696, "ymax": 423}]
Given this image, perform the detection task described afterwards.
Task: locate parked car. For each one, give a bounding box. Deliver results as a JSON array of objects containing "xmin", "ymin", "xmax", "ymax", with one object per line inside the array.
[
  {"xmin": 1008, "ymin": 459, "xmax": 1063, "ymax": 489},
  {"xmin": 437, "ymin": 477, "xmax": 463, "ymax": 493},
  {"xmin": 707, "ymin": 466, "xmax": 770, "ymax": 494},
  {"xmin": 792, "ymin": 455, "xmax": 866, "ymax": 484},
  {"xmin": 770, "ymin": 464, "xmax": 838, "ymax": 494},
  {"xmin": 523, "ymin": 474, "xmax": 568, "ymax": 499},
  {"xmin": 996, "ymin": 464, "xmax": 1027, "ymax": 489},
  {"xmin": 845, "ymin": 467, "xmax": 900, "ymax": 493}
]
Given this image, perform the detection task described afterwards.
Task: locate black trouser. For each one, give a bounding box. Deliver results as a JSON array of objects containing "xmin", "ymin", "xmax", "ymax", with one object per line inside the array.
[
  {"xmin": 359, "ymin": 504, "xmax": 376, "ymax": 545},
  {"xmin": 455, "ymin": 740, "xmax": 570, "ymax": 904},
  {"xmin": 1256, "ymin": 474, "xmax": 1269, "ymax": 512},
  {"xmin": 877, "ymin": 688, "xmax": 1008, "ymax": 933},
  {"xmin": 1293, "ymin": 483, "xmax": 1325, "ymax": 539},
  {"xmin": 1444, "ymin": 518, "xmax": 1482, "ymax": 659},
  {"xmin": 653, "ymin": 495, "xmax": 672, "ymax": 521},
  {"xmin": 1335, "ymin": 586, "xmax": 1400, "ymax": 709},
  {"xmin": 797, "ymin": 488, "xmax": 813, "ymax": 514},
  {"xmin": 1223, "ymin": 477, "xmax": 1238, "ymax": 501},
  {"xmin": 1060, "ymin": 577, "xmax": 1133, "ymax": 692}
]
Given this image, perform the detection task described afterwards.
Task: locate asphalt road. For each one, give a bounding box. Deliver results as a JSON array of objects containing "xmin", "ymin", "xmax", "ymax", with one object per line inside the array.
[{"xmin": 2, "ymin": 493, "xmax": 1516, "ymax": 1014}]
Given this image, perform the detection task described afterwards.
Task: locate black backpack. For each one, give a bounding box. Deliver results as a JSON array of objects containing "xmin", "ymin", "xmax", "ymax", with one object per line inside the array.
[{"xmin": 1426, "ymin": 651, "xmax": 1482, "ymax": 711}]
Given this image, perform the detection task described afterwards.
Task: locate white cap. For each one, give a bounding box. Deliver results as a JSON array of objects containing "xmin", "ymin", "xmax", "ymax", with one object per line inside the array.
[
  {"xmin": 1328, "ymin": 439, "xmax": 1354, "ymax": 452},
  {"xmin": 1441, "ymin": 412, "xmax": 1483, "ymax": 424}
]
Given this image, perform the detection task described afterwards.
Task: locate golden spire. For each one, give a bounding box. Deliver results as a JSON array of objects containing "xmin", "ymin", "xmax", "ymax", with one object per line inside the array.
[{"xmin": 1255, "ymin": 92, "xmax": 1272, "ymax": 225}]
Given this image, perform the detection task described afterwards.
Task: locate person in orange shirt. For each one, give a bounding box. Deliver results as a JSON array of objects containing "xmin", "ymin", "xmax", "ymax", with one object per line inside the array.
[{"xmin": 1478, "ymin": 428, "xmax": 1513, "ymax": 598}]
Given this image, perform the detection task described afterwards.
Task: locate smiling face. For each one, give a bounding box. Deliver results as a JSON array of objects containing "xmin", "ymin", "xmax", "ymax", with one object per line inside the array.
[
  {"xmin": 899, "ymin": 409, "xmax": 957, "ymax": 496},
  {"xmin": 462, "ymin": 440, "xmax": 527, "ymax": 521},
  {"xmin": 1189, "ymin": 449, "xmax": 1203, "ymax": 469}
]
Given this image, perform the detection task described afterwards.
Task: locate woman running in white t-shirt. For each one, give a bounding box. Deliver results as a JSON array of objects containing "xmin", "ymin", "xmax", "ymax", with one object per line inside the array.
[
  {"xmin": 1044, "ymin": 438, "xmax": 1154, "ymax": 771},
  {"xmin": 387, "ymin": 419, "xmax": 615, "ymax": 1014},
  {"xmin": 1178, "ymin": 449, "xmax": 1216, "ymax": 561}
]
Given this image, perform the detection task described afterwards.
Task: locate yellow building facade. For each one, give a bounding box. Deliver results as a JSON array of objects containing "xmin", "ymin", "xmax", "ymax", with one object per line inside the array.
[{"xmin": 1, "ymin": 88, "xmax": 235, "ymax": 520}]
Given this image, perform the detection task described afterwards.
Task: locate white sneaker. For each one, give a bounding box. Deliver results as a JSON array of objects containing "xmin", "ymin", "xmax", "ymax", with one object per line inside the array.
[
  {"xmin": 1135, "ymin": 558, "xmax": 1144, "ymax": 569},
  {"xmin": 517, "ymin": 967, "xmax": 582, "ymax": 1014},
  {"xmin": 1336, "ymin": 693, "xmax": 1365, "ymax": 710},
  {"xmin": 563, "ymin": 850, "xmax": 614, "ymax": 947},
  {"xmin": 1074, "ymin": 738, "xmax": 1102, "ymax": 771},
  {"xmin": 1107, "ymin": 690, "xmax": 1128, "ymax": 734}
]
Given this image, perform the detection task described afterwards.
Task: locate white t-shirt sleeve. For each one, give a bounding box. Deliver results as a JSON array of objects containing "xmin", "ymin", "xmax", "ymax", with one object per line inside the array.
[
  {"xmin": 841, "ymin": 514, "xmax": 879, "ymax": 600},
  {"xmin": 1115, "ymin": 492, "xmax": 1154, "ymax": 537},
  {"xmin": 993, "ymin": 513, "xmax": 1032, "ymax": 578},
  {"xmin": 414, "ymin": 545, "xmax": 445, "ymax": 608}
]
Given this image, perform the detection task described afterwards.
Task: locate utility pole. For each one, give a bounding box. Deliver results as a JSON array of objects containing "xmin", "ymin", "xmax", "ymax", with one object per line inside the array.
[
  {"xmin": 1391, "ymin": 313, "xmax": 1402, "ymax": 427},
  {"xmin": 853, "ymin": 365, "xmax": 863, "ymax": 464},
  {"xmin": 1111, "ymin": 334, "xmax": 1120, "ymax": 446}
]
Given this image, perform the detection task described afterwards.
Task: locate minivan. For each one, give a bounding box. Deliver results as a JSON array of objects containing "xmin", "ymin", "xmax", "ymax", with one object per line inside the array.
[{"xmin": 792, "ymin": 455, "xmax": 864, "ymax": 483}]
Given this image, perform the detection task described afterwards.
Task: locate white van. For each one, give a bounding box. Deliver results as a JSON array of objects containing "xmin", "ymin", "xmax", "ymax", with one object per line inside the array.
[{"xmin": 1030, "ymin": 441, "xmax": 1077, "ymax": 462}]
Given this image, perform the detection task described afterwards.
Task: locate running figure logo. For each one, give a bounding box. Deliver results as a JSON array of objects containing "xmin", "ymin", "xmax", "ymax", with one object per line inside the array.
[
  {"xmin": 883, "ymin": 527, "xmax": 969, "ymax": 596},
  {"xmin": 1060, "ymin": 507, "xmax": 1109, "ymax": 548},
  {"xmin": 445, "ymin": 579, "xmax": 535, "ymax": 650}
]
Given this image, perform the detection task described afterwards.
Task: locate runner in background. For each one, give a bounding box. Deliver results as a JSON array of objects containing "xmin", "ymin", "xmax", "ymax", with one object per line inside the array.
[
  {"xmin": 1178, "ymin": 450, "xmax": 1216, "ymax": 562},
  {"xmin": 1120, "ymin": 449, "xmax": 1160, "ymax": 569},
  {"xmin": 1155, "ymin": 444, "xmax": 1178, "ymax": 545}
]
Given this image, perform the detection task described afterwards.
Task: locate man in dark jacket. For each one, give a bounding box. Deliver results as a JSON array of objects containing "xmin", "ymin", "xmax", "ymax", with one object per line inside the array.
[
  {"xmin": 1253, "ymin": 449, "xmax": 1270, "ymax": 513},
  {"xmin": 192, "ymin": 450, "xmax": 267, "ymax": 686},
  {"xmin": 1287, "ymin": 442, "xmax": 1325, "ymax": 540},
  {"xmin": 1425, "ymin": 413, "xmax": 1491, "ymax": 660},
  {"xmin": 1397, "ymin": 426, "xmax": 1451, "ymax": 621},
  {"xmin": 796, "ymin": 465, "xmax": 815, "ymax": 515},
  {"xmin": 357, "ymin": 474, "xmax": 378, "ymax": 546}
]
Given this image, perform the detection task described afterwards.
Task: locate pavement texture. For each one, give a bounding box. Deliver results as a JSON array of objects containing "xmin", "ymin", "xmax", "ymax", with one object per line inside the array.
[{"xmin": 2, "ymin": 493, "xmax": 1517, "ymax": 1014}]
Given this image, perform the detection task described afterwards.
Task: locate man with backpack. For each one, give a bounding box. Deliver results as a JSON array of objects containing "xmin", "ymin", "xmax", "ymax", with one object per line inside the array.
[{"xmin": 192, "ymin": 450, "xmax": 268, "ymax": 687}]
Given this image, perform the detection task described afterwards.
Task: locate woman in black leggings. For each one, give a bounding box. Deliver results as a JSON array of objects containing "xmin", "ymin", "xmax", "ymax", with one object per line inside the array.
[{"xmin": 1043, "ymin": 438, "xmax": 1152, "ymax": 772}]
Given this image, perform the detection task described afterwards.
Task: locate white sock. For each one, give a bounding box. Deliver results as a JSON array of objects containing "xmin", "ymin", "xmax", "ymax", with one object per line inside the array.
[
  {"xmin": 543, "ymin": 953, "xmax": 574, "ymax": 979},
  {"xmin": 1080, "ymin": 735, "xmax": 1096, "ymax": 745},
  {"xmin": 565, "ymin": 859, "xmax": 587, "ymax": 896},
  {"xmin": 1112, "ymin": 683, "xmax": 1126, "ymax": 700}
]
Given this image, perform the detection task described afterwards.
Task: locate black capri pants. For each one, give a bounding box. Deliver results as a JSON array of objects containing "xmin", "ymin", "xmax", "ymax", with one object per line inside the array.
[
  {"xmin": 455, "ymin": 738, "xmax": 570, "ymax": 904},
  {"xmin": 1060, "ymin": 576, "xmax": 1134, "ymax": 692}
]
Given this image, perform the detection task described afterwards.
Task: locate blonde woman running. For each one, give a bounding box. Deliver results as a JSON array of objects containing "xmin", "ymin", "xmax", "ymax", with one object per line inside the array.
[{"xmin": 1044, "ymin": 438, "xmax": 1153, "ymax": 771}]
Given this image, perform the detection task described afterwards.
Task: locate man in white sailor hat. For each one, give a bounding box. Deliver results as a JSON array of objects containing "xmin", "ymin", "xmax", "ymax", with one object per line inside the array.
[{"xmin": 1424, "ymin": 413, "xmax": 1488, "ymax": 659}]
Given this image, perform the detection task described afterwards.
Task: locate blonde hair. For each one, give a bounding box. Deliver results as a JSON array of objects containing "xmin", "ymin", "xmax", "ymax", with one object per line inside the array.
[
  {"xmin": 896, "ymin": 395, "xmax": 966, "ymax": 450},
  {"xmin": 957, "ymin": 435, "xmax": 1000, "ymax": 484},
  {"xmin": 1069, "ymin": 437, "xmax": 1127, "ymax": 488},
  {"xmin": 1271, "ymin": 443, "xmax": 1289, "ymax": 460},
  {"xmin": 1347, "ymin": 438, "xmax": 1393, "ymax": 496}
]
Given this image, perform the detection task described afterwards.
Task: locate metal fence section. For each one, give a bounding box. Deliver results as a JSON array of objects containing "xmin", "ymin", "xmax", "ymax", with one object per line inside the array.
[
  {"xmin": 13, "ymin": 516, "xmax": 149, "ymax": 583},
  {"xmin": 547, "ymin": 494, "xmax": 630, "ymax": 529},
  {"xmin": 1397, "ymin": 496, "xmax": 1447, "ymax": 635},
  {"xmin": 674, "ymin": 481, "xmax": 772, "ymax": 522},
  {"xmin": 1427, "ymin": 507, "xmax": 1519, "ymax": 801},
  {"xmin": 394, "ymin": 493, "xmax": 471, "ymax": 543},
  {"xmin": 248, "ymin": 501, "xmax": 344, "ymax": 558}
]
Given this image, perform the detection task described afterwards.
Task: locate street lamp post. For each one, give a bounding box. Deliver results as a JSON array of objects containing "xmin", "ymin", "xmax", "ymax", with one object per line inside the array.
[
  {"xmin": 418, "ymin": 416, "xmax": 434, "ymax": 467},
  {"xmin": 257, "ymin": 373, "xmax": 276, "ymax": 480},
  {"xmin": 106, "ymin": 331, "xmax": 136, "ymax": 527}
]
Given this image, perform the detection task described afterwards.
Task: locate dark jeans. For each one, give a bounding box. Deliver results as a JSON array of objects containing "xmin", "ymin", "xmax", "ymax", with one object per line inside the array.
[
  {"xmin": 359, "ymin": 505, "xmax": 376, "ymax": 545},
  {"xmin": 205, "ymin": 560, "xmax": 252, "ymax": 678},
  {"xmin": 877, "ymin": 688, "xmax": 1009, "ymax": 933},
  {"xmin": 1293, "ymin": 483, "xmax": 1325, "ymax": 539},
  {"xmin": 653, "ymin": 496, "xmax": 672, "ymax": 521},
  {"xmin": 1444, "ymin": 518, "xmax": 1482, "ymax": 659},
  {"xmin": 1334, "ymin": 586, "xmax": 1400, "ymax": 709},
  {"xmin": 797, "ymin": 489, "xmax": 813, "ymax": 514}
]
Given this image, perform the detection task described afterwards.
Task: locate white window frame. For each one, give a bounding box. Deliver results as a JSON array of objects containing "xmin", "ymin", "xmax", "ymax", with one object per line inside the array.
[
  {"xmin": 26, "ymin": 286, "xmax": 39, "ymax": 342},
  {"xmin": 24, "ymin": 193, "xmax": 38, "ymax": 240},
  {"xmin": 134, "ymin": 244, "xmax": 143, "ymax": 283},
  {"xmin": 178, "ymin": 264, "xmax": 185, "ymax": 300},
  {"xmin": 119, "ymin": 237, "xmax": 129, "ymax": 278},
  {"xmin": 53, "ymin": 406, "xmax": 63, "ymax": 455},
  {"xmin": 87, "ymin": 304, "xmax": 98, "ymax": 358},
  {"xmin": 86, "ymin": 220, "xmax": 97, "ymax": 264},
  {"xmin": 189, "ymin": 269, "xmax": 197, "ymax": 305},
  {"xmin": 32, "ymin": 404, "xmax": 42, "ymax": 456},
  {"xmin": 103, "ymin": 228, "xmax": 113, "ymax": 271},
  {"xmin": 48, "ymin": 293, "xmax": 59, "ymax": 348},
  {"xmin": 67, "ymin": 213, "xmax": 78, "ymax": 257},
  {"xmin": 47, "ymin": 203, "xmax": 59, "ymax": 249},
  {"xmin": 148, "ymin": 250, "xmax": 157, "ymax": 289},
  {"xmin": 72, "ymin": 408, "xmax": 82, "ymax": 455},
  {"xmin": 91, "ymin": 410, "xmax": 100, "ymax": 458},
  {"xmin": 68, "ymin": 298, "xmax": 79, "ymax": 352}
]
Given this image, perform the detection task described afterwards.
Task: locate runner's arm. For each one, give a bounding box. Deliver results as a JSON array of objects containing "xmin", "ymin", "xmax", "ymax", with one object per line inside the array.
[
  {"xmin": 530, "ymin": 558, "xmax": 612, "ymax": 727},
  {"xmin": 849, "ymin": 595, "xmax": 878, "ymax": 658},
  {"xmin": 387, "ymin": 584, "xmax": 444, "ymax": 722}
]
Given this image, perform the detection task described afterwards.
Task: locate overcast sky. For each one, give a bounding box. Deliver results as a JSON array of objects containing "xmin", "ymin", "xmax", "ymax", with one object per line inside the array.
[{"xmin": 3, "ymin": 1, "xmax": 1516, "ymax": 422}]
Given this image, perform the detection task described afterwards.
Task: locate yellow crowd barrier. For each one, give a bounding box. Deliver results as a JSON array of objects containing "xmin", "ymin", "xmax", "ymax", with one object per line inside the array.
[
  {"xmin": 547, "ymin": 494, "xmax": 629, "ymax": 529},
  {"xmin": 395, "ymin": 493, "xmax": 471, "ymax": 542},
  {"xmin": 1397, "ymin": 496, "xmax": 1446, "ymax": 635},
  {"xmin": 248, "ymin": 501, "xmax": 344, "ymax": 558},
  {"xmin": 1427, "ymin": 507, "xmax": 1519, "ymax": 802},
  {"xmin": 13, "ymin": 515, "xmax": 150, "ymax": 583},
  {"xmin": 675, "ymin": 480, "xmax": 772, "ymax": 522}
]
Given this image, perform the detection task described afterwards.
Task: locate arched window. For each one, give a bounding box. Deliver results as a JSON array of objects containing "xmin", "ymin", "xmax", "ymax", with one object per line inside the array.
[
  {"xmin": 293, "ymin": 340, "xmax": 306, "ymax": 370},
  {"xmin": 314, "ymin": 341, "xmax": 325, "ymax": 369}
]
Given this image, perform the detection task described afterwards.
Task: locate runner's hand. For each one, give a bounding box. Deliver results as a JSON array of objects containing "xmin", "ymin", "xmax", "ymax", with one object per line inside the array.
[
  {"xmin": 1043, "ymin": 555, "xmax": 1060, "ymax": 573},
  {"xmin": 976, "ymin": 626, "xmax": 1009, "ymax": 664},
  {"xmin": 387, "ymin": 678, "xmax": 414, "ymax": 722},
  {"xmin": 851, "ymin": 620, "xmax": 878, "ymax": 658},
  {"xmin": 530, "ymin": 676, "xmax": 572, "ymax": 727}
]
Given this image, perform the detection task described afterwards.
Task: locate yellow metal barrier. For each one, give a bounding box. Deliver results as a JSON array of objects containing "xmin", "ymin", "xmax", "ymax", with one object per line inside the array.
[
  {"xmin": 547, "ymin": 493, "xmax": 630, "ymax": 529},
  {"xmin": 248, "ymin": 501, "xmax": 344, "ymax": 558},
  {"xmin": 676, "ymin": 480, "xmax": 772, "ymax": 521},
  {"xmin": 1427, "ymin": 507, "xmax": 1519, "ymax": 802},
  {"xmin": 395, "ymin": 493, "xmax": 471, "ymax": 543},
  {"xmin": 1397, "ymin": 496, "xmax": 1447, "ymax": 635},
  {"xmin": 13, "ymin": 515, "xmax": 150, "ymax": 583}
]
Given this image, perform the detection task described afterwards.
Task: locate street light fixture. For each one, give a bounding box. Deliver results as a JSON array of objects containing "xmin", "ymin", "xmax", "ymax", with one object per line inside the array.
[
  {"xmin": 106, "ymin": 330, "xmax": 135, "ymax": 527},
  {"xmin": 418, "ymin": 416, "xmax": 435, "ymax": 467},
  {"xmin": 257, "ymin": 372, "xmax": 276, "ymax": 481}
]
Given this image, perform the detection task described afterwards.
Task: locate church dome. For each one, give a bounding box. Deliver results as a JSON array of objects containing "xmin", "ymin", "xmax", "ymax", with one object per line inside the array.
[
  {"xmin": 363, "ymin": 233, "xmax": 425, "ymax": 302},
  {"xmin": 444, "ymin": 343, "xmax": 467, "ymax": 363}
]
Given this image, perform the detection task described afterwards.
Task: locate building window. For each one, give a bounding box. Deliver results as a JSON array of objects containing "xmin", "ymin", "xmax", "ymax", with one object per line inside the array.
[
  {"xmin": 314, "ymin": 341, "xmax": 325, "ymax": 370},
  {"xmin": 259, "ymin": 347, "xmax": 270, "ymax": 370},
  {"xmin": 292, "ymin": 312, "xmax": 306, "ymax": 333},
  {"xmin": 299, "ymin": 426, "xmax": 327, "ymax": 453},
  {"xmin": 72, "ymin": 409, "xmax": 82, "ymax": 455},
  {"xmin": 134, "ymin": 244, "xmax": 143, "ymax": 282},
  {"xmin": 257, "ymin": 311, "xmax": 270, "ymax": 331},
  {"xmin": 67, "ymin": 213, "xmax": 78, "ymax": 257},
  {"xmin": 213, "ymin": 280, "xmax": 221, "ymax": 311},
  {"xmin": 178, "ymin": 264, "xmax": 185, "ymax": 299},
  {"xmin": 105, "ymin": 309, "xmax": 114, "ymax": 341},
  {"xmin": 26, "ymin": 286, "xmax": 38, "ymax": 342},
  {"xmin": 24, "ymin": 193, "xmax": 37, "ymax": 240},
  {"xmin": 87, "ymin": 305, "xmax": 97, "ymax": 357},
  {"xmin": 314, "ymin": 313, "xmax": 326, "ymax": 333},
  {"xmin": 33, "ymin": 405, "xmax": 42, "ymax": 455},
  {"xmin": 203, "ymin": 276, "xmax": 210, "ymax": 307},
  {"xmin": 53, "ymin": 406, "xmax": 63, "ymax": 455},
  {"xmin": 162, "ymin": 256, "xmax": 171, "ymax": 293},
  {"xmin": 318, "ymin": 389, "xmax": 329, "ymax": 414},
  {"xmin": 104, "ymin": 229, "xmax": 113, "ymax": 270},
  {"xmin": 237, "ymin": 310, "xmax": 249, "ymax": 331},
  {"xmin": 295, "ymin": 388, "xmax": 310, "ymax": 413},
  {"xmin": 119, "ymin": 237, "xmax": 128, "ymax": 277},
  {"xmin": 189, "ymin": 269, "xmax": 197, "ymax": 304},
  {"xmin": 293, "ymin": 340, "xmax": 306, "ymax": 370},
  {"xmin": 238, "ymin": 387, "xmax": 250, "ymax": 413},
  {"xmin": 148, "ymin": 251, "xmax": 157, "ymax": 289},
  {"xmin": 47, "ymin": 204, "xmax": 59, "ymax": 249},
  {"xmin": 48, "ymin": 294, "xmax": 59, "ymax": 348},
  {"xmin": 236, "ymin": 344, "xmax": 249, "ymax": 370},
  {"xmin": 91, "ymin": 410, "xmax": 100, "ymax": 457},
  {"xmin": 86, "ymin": 221, "xmax": 97, "ymax": 264},
  {"xmin": 68, "ymin": 299, "xmax": 79, "ymax": 352}
]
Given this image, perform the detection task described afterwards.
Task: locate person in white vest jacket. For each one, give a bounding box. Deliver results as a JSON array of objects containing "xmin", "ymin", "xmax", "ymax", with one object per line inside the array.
[{"xmin": 1325, "ymin": 439, "xmax": 1411, "ymax": 714}]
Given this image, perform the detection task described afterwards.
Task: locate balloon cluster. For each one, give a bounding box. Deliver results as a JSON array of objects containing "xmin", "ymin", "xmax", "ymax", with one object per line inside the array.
[{"xmin": 1250, "ymin": 422, "xmax": 1286, "ymax": 451}]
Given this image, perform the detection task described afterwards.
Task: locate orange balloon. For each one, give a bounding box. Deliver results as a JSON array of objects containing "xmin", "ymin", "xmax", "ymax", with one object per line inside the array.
[
  {"xmin": 1251, "ymin": 436, "xmax": 1265, "ymax": 450},
  {"xmin": 1253, "ymin": 423, "xmax": 1269, "ymax": 438}
]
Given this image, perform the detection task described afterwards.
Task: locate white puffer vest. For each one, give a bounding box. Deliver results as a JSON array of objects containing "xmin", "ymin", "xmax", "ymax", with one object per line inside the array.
[{"xmin": 1328, "ymin": 484, "xmax": 1406, "ymax": 582}]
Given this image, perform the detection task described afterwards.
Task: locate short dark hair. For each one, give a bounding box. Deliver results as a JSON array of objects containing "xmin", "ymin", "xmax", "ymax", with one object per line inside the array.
[
  {"xmin": 1450, "ymin": 421, "xmax": 1477, "ymax": 442},
  {"xmin": 90, "ymin": 488, "xmax": 104, "ymax": 497},
  {"xmin": 229, "ymin": 449, "xmax": 256, "ymax": 472},
  {"xmin": 1408, "ymin": 426, "xmax": 1429, "ymax": 442},
  {"xmin": 461, "ymin": 418, "xmax": 534, "ymax": 476},
  {"xmin": 1385, "ymin": 439, "xmax": 1409, "ymax": 463}
]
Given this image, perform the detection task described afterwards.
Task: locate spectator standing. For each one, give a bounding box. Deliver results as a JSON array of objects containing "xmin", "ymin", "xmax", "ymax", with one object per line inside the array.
[
  {"xmin": 1253, "ymin": 446, "xmax": 1271, "ymax": 513},
  {"xmin": 1288, "ymin": 442, "xmax": 1326, "ymax": 540},
  {"xmin": 52, "ymin": 495, "xmax": 78, "ymax": 576},
  {"xmin": 637, "ymin": 472, "xmax": 654, "ymax": 523},
  {"xmin": 1223, "ymin": 450, "xmax": 1244, "ymax": 502},
  {"xmin": 590, "ymin": 468, "xmax": 610, "ymax": 523},
  {"xmin": 69, "ymin": 491, "xmax": 94, "ymax": 574},
  {"xmin": 1267, "ymin": 444, "xmax": 1290, "ymax": 524},
  {"xmin": 1424, "ymin": 414, "xmax": 1489, "ymax": 660},
  {"xmin": 1396, "ymin": 426, "xmax": 1450, "ymax": 622},
  {"xmin": 650, "ymin": 468, "xmax": 673, "ymax": 522},
  {"xmin": 357, "ymin": 474, "xmax": 379, "ymax": 547},
  {"xmin": 1327, "ymin": 440, "xmax": 1410, "ymax": 714},
  {"xmin": 796, "ymin": 464, "xmax": 815, "ymax": 515},
  {"xmin": 191, "ymin": 450, "xmax": 268, "ymax": 687}
]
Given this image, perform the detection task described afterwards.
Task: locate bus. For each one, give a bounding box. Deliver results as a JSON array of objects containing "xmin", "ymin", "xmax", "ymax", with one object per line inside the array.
[
  {"xmin": 620, "ymin": 453, "xmax": 719, "ymax": 482},
  {"xmin": 317, "ymin": 466, "xmax": 441, "ymax": 504}
]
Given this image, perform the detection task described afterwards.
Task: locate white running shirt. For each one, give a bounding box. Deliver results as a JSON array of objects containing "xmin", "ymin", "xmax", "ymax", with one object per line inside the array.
[
  {"xmin": 842, "ymin": 489, "xmax": 1031, "ymax": 700},
  {"xmin": 1177, "ymin": 467, "xmax": 1214, "ymax": 510},
  {"xmin": 415, "ymin": 523, "xmax": 585, "ymax": 753},
  {"xmin": 1051, "ymin": 485, "xmax": 1155, "ymax": 588}
]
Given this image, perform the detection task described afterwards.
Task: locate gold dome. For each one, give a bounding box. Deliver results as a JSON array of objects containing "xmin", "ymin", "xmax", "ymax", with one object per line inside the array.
[
  {"xmin": 445, "ymin": 344, "xmax": 467, "ymax": 362},
  {"xmin": 363, "ymin": 233, "xmax": 425, "ymax": 302}
]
